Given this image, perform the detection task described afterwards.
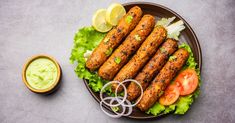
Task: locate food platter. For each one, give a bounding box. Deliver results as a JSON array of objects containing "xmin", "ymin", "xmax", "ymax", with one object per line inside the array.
[{"xmin": 82, "ymin": 2, "xmax": 202, "ymax": 119}]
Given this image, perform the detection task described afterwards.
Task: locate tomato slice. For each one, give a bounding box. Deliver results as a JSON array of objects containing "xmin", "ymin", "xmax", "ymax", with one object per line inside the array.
[
  {"xmin": 159, "ymin": 84, "xmax": 180, "ymax": 106},
  {"xmin": 175, "ymin": 69, "xmax": 199, "ymax": 96}
]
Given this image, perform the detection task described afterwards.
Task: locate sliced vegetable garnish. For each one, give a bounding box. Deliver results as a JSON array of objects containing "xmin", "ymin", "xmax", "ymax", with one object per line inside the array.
[
  {"xmin": 92, "ymin": 9, "xmax": 113, "ymax": 32},
  {"xmin": 103, "ymin": 38, "xmax": 110, "ymax": 44},
  {"xmin": 160, "ymin": 47, "xmax": 166, "ymax": 54},
  {"xmin": 100, "ymin": 97, "xmax": 128, "ymax": 118},
  {"xmin": 134, "ymin": 34, "xmax": 141, "ymax": 41},
  {"xmin": 99, "ymin": 79, "xmax": 143, "ymax": 118},
  {"xmin": 175, "ymin": 69, "xmax": 199, "ymax": 96},
  {"xmin": 106, "ymin": 3, "xmax": 126, "ymax": 26},
  {"xmin": 105, "ymin": 48, "xmax": 113, "ymax": 56},
  {"xmin": 114, "ymin": 57, "xmax": 121, "ymax": 64},
  {"xmin": 169, "ymin": 55, "xmax": 177, "ymax": 61},
  {"xmin": 159, "ymin": 84, "xmax": 180, "ymax": 106},
  {"xmin": 111, "ymin": 106, "xmax": 119, "ymax": 112},
  {"xmin": 125, "ymin": 15, "xmax": 133, "ymax": 24}
]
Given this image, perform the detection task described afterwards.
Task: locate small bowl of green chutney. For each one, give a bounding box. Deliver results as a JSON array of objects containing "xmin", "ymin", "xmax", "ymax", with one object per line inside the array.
[{"xmin": 22, "ymin": 55, "xmax": 61, "ymax": 94}]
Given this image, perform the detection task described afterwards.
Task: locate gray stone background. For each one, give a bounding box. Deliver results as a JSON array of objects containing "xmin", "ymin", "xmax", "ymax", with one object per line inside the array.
[{"xmin": 0, "ymin": 0, "xmax": 235, "ymax": 123}]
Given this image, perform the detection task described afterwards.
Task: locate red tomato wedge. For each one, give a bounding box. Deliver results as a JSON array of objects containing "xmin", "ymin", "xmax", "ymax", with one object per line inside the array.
[
  {"xmin": 159, "ymin": 84, "xmax": 180, "ymax": 106},
  {"xmin": 175, "ymin": 69, "xmax": 199, "ymax": 96}
]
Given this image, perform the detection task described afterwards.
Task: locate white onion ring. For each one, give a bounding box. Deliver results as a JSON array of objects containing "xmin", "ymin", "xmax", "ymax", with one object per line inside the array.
[
  {"xmin": 115, "ymin": 79, "xmax": 144, "ymax": 107},
  {"xmin": 111, "ymin": 96, "xmax": 132, "ymax": 116},
  {"xmin": 99, "ymin": 79, "xmax": 143, "ymax": 118},
  {"xmin": 100, "ymin": 81, "xmax": 127, "ymax": 107},
  {"xmin": 100, "ymin": 97, "xmax": 125, "ymax": 118},
  {"xmin": 119, "ymin": 97, "xmax": 133, "ymax": 116}
]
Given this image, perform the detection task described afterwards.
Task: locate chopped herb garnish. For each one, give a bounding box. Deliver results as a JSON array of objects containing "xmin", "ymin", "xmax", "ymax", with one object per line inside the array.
[
  {"xmin": 158, "ymin": 90, "xmax": 164, "ymax": 96},
  {"xmin": 105, "ymin": 48, "xmax": 113, "ymax": 56},
  {"xmin": 114, "ymin": 57, "xmax": 121, "ymax": 64},
  {"xmin": 169, "ymin": 56, "xmax": 177, "ymax": 61},
  {"xmin": 111, "ymin": 106, "xmax": 119, "ymax": 112},
  {"xmin": 125, "ymin": 15, "xmax": 133, "ymax": 24},
  {"xmin": 134, "ymin": 34, "xmax": 141, "ymax": 41},
  {"xmin": 119, "ymin": 91, "xmax": 124, "ymax": 96},
  {"xmin": 103, "ymin": 38, "xmax": 109, "ymax": 44},
  {"xmin": 160, "ymin": 47, "xmax": 166, "ymax": 53}
]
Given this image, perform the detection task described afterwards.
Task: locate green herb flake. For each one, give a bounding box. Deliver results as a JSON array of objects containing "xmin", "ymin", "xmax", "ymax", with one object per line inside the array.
[
  {"xmin": 119, "ymin": 91, "xmax": 124, "ymax": 96},
  {"xmin": 103, "ymin": 38, "xmax": 109, "ymax": 44},
  {"xmin": 134, "ymin": 34, "xmax": 141, "ymax": 41},
  {"xmin": 158, "ymin": 90, "xmax": 164, "ymax": 96},
  {"xmin": 111, "ymin": 106, "xmax": 119, "ymax": 112},
  {"xmin": 160, "ymin": 47, "xmax": 166, "ymax": 53},
  {"xmin": 114, "ymin": 57, "xmax": 121, "ymax": 64},
  {"xmin": 105, "ymin": 48, "xmax": 113, "ymax": 56},
  {"xmin": 169, "ymin": 56, "xmax": 177, "ymax": 61},
  {"xmin": 125, "ymin": 15, "xmax": 133, "ymax": 24}
]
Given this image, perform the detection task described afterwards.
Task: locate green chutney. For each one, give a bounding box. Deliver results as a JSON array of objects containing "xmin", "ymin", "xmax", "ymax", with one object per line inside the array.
[{"xmin": 26, "ymin": 58, "xmax": 58, "ymax": 90}]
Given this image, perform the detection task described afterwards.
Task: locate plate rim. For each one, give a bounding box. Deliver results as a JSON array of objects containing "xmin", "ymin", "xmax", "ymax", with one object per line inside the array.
[{"xmin": 83, "ymin": 1, "xmax": 202, "ymax": 119}]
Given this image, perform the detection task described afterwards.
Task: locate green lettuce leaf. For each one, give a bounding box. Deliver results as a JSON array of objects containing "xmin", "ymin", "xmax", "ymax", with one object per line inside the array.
[
  {"xmin": 175, "ymin": 95, "xmax": 193, "ymax": 114},
  {"xmin": 163, "ymin": 104, "xmax": 176, "ymax": 114},
  {"xmin": 156, "ymin": 17, "xmax": 176, "ymax": 27},
  {"xmin": 156, "ymin": 17, "xmax": 185, "ymax": 40},
  {"xmin": 146, "ymin": 102, "xmax": 165, "ymax": 116},
  {"xmin": 70, "ymin": 27, "xmax": 109, "ymax": 92},
  {"xmin": 166, "ymin": 20, "xmax": 185, "ymax": 40}
]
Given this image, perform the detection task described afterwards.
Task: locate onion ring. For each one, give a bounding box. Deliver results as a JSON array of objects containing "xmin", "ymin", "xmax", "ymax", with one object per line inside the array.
[
  {"xmin": 100, "ymin": 81, "xmax": 127, "ymax": 107},
  {"xmin": 99, "ymin": 79, "xmax": 143, "ymax": 118},
  {"xmin": 100, "ymin": 97, "xmax": 125, "ymax": 118},
  {"xmin": 115, "ymin": 79, "xmax": 144, "ymax": 107}
]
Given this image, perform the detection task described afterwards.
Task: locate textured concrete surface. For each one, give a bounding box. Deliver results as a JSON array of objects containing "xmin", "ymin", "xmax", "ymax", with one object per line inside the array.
[{"xmin": 0, "ymin": 0, "xmax": 235, "ymax": 123}]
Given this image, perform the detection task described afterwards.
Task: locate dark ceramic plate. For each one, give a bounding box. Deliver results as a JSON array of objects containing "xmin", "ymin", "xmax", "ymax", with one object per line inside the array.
[{"xmin": 83, "ymin": 2, "xmax": 202, "ymax": 119}]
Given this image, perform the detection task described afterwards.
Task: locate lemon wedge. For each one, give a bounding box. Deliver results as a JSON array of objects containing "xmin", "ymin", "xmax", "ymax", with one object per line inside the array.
[
  {"xmin": 106, "ymin": 3, "xmax": 126, "ymax": 26},
  {"xmin": 92, "ymin": 9, "xmax": 112, "ymax": 32}
]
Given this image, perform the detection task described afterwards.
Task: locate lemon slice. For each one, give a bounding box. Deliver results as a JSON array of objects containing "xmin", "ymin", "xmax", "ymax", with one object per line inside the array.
[
  {"xmin": 92, "ymin": 9, "xmax": 113, "ymax": 32},
  {"xmin": 106, "ymin": 3, "xmax": 126, "ymax": 26}
]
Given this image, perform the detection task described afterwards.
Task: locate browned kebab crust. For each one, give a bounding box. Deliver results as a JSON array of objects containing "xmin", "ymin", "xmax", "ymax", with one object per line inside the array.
[
  {"xmin": 86, "ymin": 6, "xmax": 143, "ymax": 71},
  {"xmin": 112, "ymin": 25, "xmax": 167, "ymax": 92},
  {"xmin": 98, "ymin": 14, "xmax": 156, "ymax": 80},
  {"xmin": 127, "ymin": 38, "xmax": 178, "ymax": 101},
  {"xmin": 137, "ymin": 48, "xmax": 189, "ymax": 111}
]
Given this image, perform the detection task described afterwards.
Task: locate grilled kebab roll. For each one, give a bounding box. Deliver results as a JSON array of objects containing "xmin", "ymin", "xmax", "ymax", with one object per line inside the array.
[
  {"xmin": 112, "ymin": 26, "xmax": 167, "ymax": 92},
  {"xmin": 127, "ymin": 39, "xmax": 178, "ymax": 101},
  {"xmin": 137, "ymin": 48, "xmax": 189, "ymax": 111},
  {"xmin": 86, "ymin": 6, "xmax": 143, "ymax": 71},
  {"xmin": 98, "ymin": 15, "xmax": 155, "ymax": 80}
]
